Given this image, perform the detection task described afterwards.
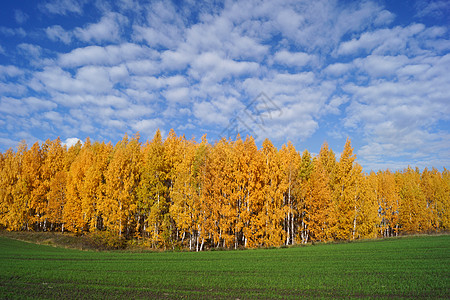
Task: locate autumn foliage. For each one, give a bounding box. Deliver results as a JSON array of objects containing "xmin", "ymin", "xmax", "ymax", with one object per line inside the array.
[{"xmin": 0, "ymin": 131, "xmax": 448, "ymax": 250}]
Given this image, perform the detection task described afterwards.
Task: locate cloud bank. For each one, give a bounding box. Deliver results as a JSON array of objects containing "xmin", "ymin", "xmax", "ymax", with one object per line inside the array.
[{"xmin": 0, "ymin": 0, "xmax": 449, "ymax": 171}]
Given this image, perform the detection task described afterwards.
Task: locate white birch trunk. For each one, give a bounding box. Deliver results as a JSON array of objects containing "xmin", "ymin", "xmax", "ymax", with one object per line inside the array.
[{"xmin": 352, "ymin": 204, "xmax": 357, "ymax": 240}]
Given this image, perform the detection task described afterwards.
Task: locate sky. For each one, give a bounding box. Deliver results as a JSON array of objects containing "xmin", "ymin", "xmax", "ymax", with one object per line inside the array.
[{"xmin": 0, "ymin": 0, "xmax": 449, "ymax": 171}]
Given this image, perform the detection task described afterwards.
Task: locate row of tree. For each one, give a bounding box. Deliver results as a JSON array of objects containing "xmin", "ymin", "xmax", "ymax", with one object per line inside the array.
[{"xmin": 0, "ymin": 130, "xmax": 448, "ymax": 250}]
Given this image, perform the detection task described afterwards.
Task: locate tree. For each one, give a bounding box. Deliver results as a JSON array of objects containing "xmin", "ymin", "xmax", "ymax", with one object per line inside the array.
[
  {"xmin": 104, "ymin": 134, "xmax": 141, "ymax": 237},
  {"xmin": 82, "ymin": 141, "xmax": 112, "ymax": 232},
  {"xmin": 279, "ymin": 142, "xmax": 301, "ymax": 245},
  {"xmin": 1, "ymin": 131, "xmax": 448, "ymax": 249},
  {"xmin": 161, "ymin": 129, "xmax": 184, "ymax": 248},
  {"xmin": 421, "ymin": 168, "xmax": 449, "ymax": 231},
  {"xmin": 261, "ymin": 139, "xmax": 286, "ymax": 247},
  {"xmin": 170, "ymin": 137, "xmax": 204, "ymax": 250},
  {"xmin": 137, "ymin": 130, "xmax": 172, "ymax": 247},
  {"xmin": 22, "ymin": 142, "xmax": 47, "ymax": 231},
  {"xmin": 332, "ymin": 138, "xmax": 361, "ymax": 240},
  {"xmin": 375, "ymin": 170, "xmax": 400, "ymax": 237},
  {"xmin": 303, "ymin": 143, "xmax": 335, "ymax": 243},
  {"xmin": 303, "ymin": 156, "xmax": 332, "ymax": 242},
  {"xmin": 0, "ymin": 145, "xmax": 29, "ymax": 230},
  {"xmin": 440, "ymin": 168, "xmax": 450, "ymax": 230},
  {"xmin": 397, "ymin": 167, "xmax": 428, "ymax": 233},
  {"xmin": 42, "ymin": 138, "xmax": 67, "ymax": 231},
  {"xmin": 64, "ymin": 138, "xmax": 92, "ymax": 233},
  {"xmin": 351, "ymin": 164, "xmax": 378, "ymax": 239},
  {"xmin": 298, "ymin": 149, "xmax": 313, "ymax": 244},
  {"xmin": 200, "ymin": 137, "xmax": 238, "ymax": 249},
  {"xmin": 213, "ymin": 137, "xmax": 235, "ymax": 248}
]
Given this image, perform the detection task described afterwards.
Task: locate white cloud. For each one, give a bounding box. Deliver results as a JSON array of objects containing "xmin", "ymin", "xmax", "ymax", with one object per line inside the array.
[
  {"xmin": 24, "ymin": 97, "xmax": 58, "ymax": 111},
  {"xmin": 0, "ymin": 82, "xmax": 27, "ymax": 96},
  {"xmin": 226, "ymin": 36, "xmax": 268, "ymax": 61},
  {"xmin": 160, "ymin": 50, "xmax": 191, "ymax": 71},
  {"xmin": 182, "ymin": 13, "xmax": 268, "ymax": 61},
  {"xmin": 324, "ymin": 63, "xmax": 352, "ymax": 76},
  {"xmin": 342, "ymin": 47, "xmax": 450, "ymax": 169},
  {"xmin": 116, "ymin": 0, "xmax": 142, "ymax": 12},
  {"xmin": 326, "ymin": 96, "xmax": 349, "ymax": 114},
  {"xmin": 126, "ymin": 59, "xmax": 159, "ymax": 75},
  {"xmin": 43, "ymin": 111, "xmax": 64, "ymax": 123},
  {"xmin": 128, "ymin": 75, "xmax": 164, "ymax": 91},
  {"xmin": 115, "ymin": 104, "xmax": 153, "ymax": 119},
  {"xmin": 124, "ymin": 89, "xmax": 155, "ymax": 103},
  {"xmin": 240, "ymin": 69, "xmax": 336, "ymax": 143},
  {"xmin": 275, "ymin": 8, "xmax": 304, "ymax": 39},
  {"xmin": 0, "ymin": 65, "xmax": 23, "ymax": 78},
  {"xmin": 189, "ymin": 52, "xmax": 259, "ymax": 82},
  {"xmin": 163, "ymin": 87, "xmax": 190, "ymax": 103},
  {"xmin": 164, "ymin": 75, "xmax": 188, "ymax": 87},
  {"xmin": 273, "ymin": 50, "xmax": 316, "ymax": 67},
  {"xmin": 108, "ymin": 64, "xmax": 129, "ymax": 82},
  {"xmin": 46, "ymin": 25, "xmax": 72, "ymax": 44},
  {"xmin": 0, "ymin": 137, "xmax": 19, "ymax": 150},
  {"xmin": 354, "ymin": 55, "xmax": 409, "ymax": 78},
  {"xmin": 62, "ymin": 137, "xmax": 82, "ymax": 148},
  {"xmin": 74, "ymin": 12, "xmax": 128, "ymax": 43},
  {"xmin": 39, "ymin": 64, "xmax": 126, "ymax": 97},
  {"xmin": 132, "ymin": 1, "xmax": 186, "ymax": 49},
  {"xmin": 0, "ymin": 27, "xmax": 26, "ymax": 37},
  {"xmin": 40, "ymin": 0, "xmax": 86, "ymax": 15},
  {"xmin": 0, "ymin": 97, "xmax": 56, "ymax": 116},
  {"xmin": 373, "ymin": 10, "xmax": 395, "ymax": 26},
  {"xmin": 258, "ymin": 118, "xmax": 318, "ymax": 142},
  {"xmin": 336, "ymin": 24, "xmax": 426, "ymax": 56},
  {"xmin": 263, "ymin": 1, "xmax": 391, "ymax": 52},
  {"xmin": 17, "ymin": 43, "xmax": 42, "ymax": 59},
  {"xmin": 215, "ymin": 96, "xmax": 243, "ymax": 117},
  {"xmin": 273, "ymin": 72, "xmax": 316, "ymax": 86},
  {"xmin": 76, "ymin": 66, "xmax": 113, "ymax": 93},
  {"xmin": 131, "ymin": 118, "xmax": 163, "ymax": 137},
  {"xmin": 35, "ymin": 67, "xmax": 80, "ymax": 93},
  {"xmin": 14, "ymin": 10, "xmax": 29, "ymax": 24},
  {"xmin": 1, "ymin": 0, "xmax": 449, "ymax": 170},
  {"xmin": 396, "ymin": 63, "xmax": 430, "ymax": 78},
  {"xmin": 0, "ymin": 97, "xmax": 29, "ymax": 116},
  {"xmin": 193, "ymin": 101, "xmax": 230, "ymax": 126},
  {"xmin": 358, "ymin": 129, "xmax": 450, "ymax": 171},
  {"xmin": 415, "ymin": 0, "xmax": 450, "ymax": 19},
  {"xmin": 59, "ymin": 43, "xmax": 152, "ymax": 67},
  {"xmin": 133, "ymin": 26, "xmax": 179, "ymax": 49}
]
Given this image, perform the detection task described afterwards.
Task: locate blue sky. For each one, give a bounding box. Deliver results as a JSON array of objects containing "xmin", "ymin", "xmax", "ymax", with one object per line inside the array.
[{"xmin": 0, "ymin": 0, "xmax": 449, "ymax": 171}]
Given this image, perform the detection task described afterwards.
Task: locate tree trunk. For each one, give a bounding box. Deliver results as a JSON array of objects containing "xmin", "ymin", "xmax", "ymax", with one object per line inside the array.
[
  {"xmin": 352, "ymin": 205, "xmax": 357, "ymax": 240},
  {"xmin": 291, "ymin": 214, "xmax": 295, "ymax": 245},
  {"xmin": 200, "ymin": 238, "xmax": 205, "ymax": 251}
]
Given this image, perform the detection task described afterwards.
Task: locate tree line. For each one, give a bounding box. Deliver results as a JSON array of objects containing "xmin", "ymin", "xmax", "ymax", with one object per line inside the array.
[{"xmin": 0, "ymin": 130, "xmax": 448, "ymax": 250}]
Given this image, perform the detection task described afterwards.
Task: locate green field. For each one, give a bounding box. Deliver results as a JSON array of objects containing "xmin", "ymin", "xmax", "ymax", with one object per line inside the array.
[{"xmin": 1, "ymin": 235, "xmax": 449, "ymax": 299}]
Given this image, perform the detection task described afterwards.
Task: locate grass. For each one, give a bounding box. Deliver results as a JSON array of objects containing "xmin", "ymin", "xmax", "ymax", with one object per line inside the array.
[
  {"xmin": 0, "ymin": 234, "xmax": 449, "ymax": 299},
  {"xmin": 0, "ymin": 230, "xmax": 100, "ymax": 250}
]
